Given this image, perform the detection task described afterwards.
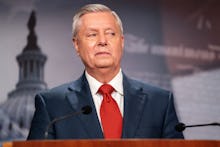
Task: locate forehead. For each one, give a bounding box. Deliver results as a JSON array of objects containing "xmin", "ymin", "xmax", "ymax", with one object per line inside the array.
[{"xmin": 79, "ymin": 12, "xmax": 118, "ymax": 29}]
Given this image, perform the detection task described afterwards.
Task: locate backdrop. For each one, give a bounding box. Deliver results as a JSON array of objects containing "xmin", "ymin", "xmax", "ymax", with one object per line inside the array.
[{"xmin": 0, "ymin": 0, "xmax": 219, "ymax": 141}]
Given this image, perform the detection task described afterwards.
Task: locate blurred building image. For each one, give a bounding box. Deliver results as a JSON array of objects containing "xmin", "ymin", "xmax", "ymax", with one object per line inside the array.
[{"xmin": 0, "ymin": 11, "xmax": 47, "ymax": 141}]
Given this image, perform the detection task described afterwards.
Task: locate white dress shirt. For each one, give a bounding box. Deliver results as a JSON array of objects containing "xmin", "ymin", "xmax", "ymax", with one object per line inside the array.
[{"xmin": 85, "ymin": 69, "xmax": 124, "ymax": 126}]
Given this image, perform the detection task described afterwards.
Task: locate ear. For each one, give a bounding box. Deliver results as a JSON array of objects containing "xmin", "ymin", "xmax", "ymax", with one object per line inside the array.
[{"xmin": 72, "ymin": 37, "xmax": 80, "ymax": 56}]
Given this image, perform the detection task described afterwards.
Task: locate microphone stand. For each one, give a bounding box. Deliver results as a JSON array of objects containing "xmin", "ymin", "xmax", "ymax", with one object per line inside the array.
[
  {"xmin": 44, "ymin": 105, "xmax": 92, "ymax": 139},
  {"xmin": 175, "ymin": 122, "xmax": 220, "ymax": 132},
  {"xmin": 186, "ymin": 122, "xmax": 220, "ymax": 128}
]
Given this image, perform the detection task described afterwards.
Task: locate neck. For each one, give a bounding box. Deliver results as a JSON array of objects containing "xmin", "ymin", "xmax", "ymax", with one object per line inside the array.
[{"xmin": 86, "ymin": 67, "xmax": 120, "ymax": 83}]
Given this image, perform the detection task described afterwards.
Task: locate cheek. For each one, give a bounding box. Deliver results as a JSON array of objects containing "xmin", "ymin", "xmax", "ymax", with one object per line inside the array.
[
  {"xmin": 79, "ymin": 42, "xmax": 96, "ymax": 60},
  {"xmin": 83, "ymin": 38, "xmax": 97, "ymax": 49},
  {"xmin": 112, "ymin": 49, "xmax": 122, "ymax": 63},
  {"xmin": 113, "ymin": 42, "xmax": 123, "ymax": 58},
  {"xmin": 78, "ymin": 39, "xmax": 95, "ymax": 53}
]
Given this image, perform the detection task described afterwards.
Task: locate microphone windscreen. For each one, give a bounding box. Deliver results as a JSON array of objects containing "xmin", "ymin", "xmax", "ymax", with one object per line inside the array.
[{"xmin": 175, "ymin": 123, "xmax": 186, "ymax": 132}]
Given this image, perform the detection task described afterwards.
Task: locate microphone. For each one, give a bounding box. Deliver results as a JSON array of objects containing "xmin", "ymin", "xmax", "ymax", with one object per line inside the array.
[
  {"xmin": 44, "ymin": 105, "xmax": 92, "ymax": 139},
  {"xmin": 175, "ymin": 122, "xmax": 220, "ymax": 132}
]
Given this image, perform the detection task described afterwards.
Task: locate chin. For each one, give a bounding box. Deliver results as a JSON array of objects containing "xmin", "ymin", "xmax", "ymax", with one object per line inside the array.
[{"xmin": 95, "ymin": 60, "xmax": 113, "ymax": 67}]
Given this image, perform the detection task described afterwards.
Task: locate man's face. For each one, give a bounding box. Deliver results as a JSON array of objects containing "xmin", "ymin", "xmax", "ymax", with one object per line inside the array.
[{"xmin": 73, "ymin": 12, "xmax": 124, "ymax": 73}]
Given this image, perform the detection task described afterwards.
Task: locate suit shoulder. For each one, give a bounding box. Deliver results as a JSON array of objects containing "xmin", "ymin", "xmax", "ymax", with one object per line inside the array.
[
  {"xmin": 37, "ymin": 82, "xmax": 73, "ymax": 100},
  {"xmin": 126, "ymin": 76, "xmax": 171, "ymax": 97}
]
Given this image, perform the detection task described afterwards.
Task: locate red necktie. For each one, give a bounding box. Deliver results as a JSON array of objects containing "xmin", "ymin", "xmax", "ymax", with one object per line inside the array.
[{"xmin": 98, "ymin": 84, "xmax": 123, "ymax": 139}]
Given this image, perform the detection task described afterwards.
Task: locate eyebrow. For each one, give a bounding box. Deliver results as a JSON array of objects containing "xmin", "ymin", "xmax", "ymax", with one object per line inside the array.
[{"xmin": 86, "ymin": 27, "xmax": 115, "ymax": 32}]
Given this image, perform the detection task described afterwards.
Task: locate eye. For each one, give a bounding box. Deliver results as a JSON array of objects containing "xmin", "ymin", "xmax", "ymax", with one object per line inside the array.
[
  {"xmin": 87, "ymin": 32, "xmax": 97, "ymax": 37},
  {"xmin": 106, "ymin": 31, "xmax": 116, "ymax": 37},
  {"xmin": 110, "ymin": 32, "xmax": 115, "ymax": 36}
]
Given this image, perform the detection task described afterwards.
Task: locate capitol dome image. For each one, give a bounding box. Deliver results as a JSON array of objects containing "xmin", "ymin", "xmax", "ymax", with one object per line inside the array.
[{"xmin": 0, "ymin": 11, "xmax": 47, "ymax": 141}]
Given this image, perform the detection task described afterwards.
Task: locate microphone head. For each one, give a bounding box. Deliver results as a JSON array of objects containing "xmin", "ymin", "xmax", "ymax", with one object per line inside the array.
[
  {"xmin": 175, "ymin": 122, "xmax": 186, "ymax": 132},
  {"xmin": 81, "ymin": 105, "xmax": 92, "ymax": 114}
]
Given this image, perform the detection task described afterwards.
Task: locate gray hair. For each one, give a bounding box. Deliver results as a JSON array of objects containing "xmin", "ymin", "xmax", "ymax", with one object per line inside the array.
[{"xmin": 72, "ymin": 4, "xmax": 123, "ymax": 38}]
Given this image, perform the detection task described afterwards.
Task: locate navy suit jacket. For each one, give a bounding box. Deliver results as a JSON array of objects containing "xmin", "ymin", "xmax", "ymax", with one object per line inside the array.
[{"xmin": 27, "ymin": 73, "xmax": 184, "ymax": 139}]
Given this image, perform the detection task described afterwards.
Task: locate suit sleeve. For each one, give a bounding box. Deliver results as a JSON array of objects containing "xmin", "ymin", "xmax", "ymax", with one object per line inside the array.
[
  {"xmin": 27, "ymin": 94, "xmax": 54, "ymax": 140},
  {"xmin": 162, "ymin": 92, "xmax": 184, "ymax": 138}
]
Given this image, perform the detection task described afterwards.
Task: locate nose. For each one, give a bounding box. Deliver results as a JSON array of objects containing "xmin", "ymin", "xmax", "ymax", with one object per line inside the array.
[{"xmin": 97, "ymin": 33, "xmax": 107, "ymax": 46}]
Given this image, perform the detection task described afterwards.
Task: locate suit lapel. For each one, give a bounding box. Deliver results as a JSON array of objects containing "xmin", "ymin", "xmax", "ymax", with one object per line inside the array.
[
  {"xmin": 65, "ymin": 72, "xmax": 148, "ymax": 138},
  {"xmin": 66, "ymin": 73, "xmax": 103, "ymax": 138},
  {"xmin": 122, "ymin": 74, "xmax": 149, "ymax": 138}
]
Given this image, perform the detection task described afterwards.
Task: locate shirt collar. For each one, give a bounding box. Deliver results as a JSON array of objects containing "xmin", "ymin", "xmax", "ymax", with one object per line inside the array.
[
  {"xmin": 109, "ymin": 69, "xmax": 123, "ymax": 95},
  {"xmin": 85, "ymin": 69, "xmax": 123, "ymax": 95}
]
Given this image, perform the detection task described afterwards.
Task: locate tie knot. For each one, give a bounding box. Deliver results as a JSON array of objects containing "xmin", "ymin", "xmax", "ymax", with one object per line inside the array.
[{"xmin": 98, "ymin": 84, "xmax": 114, "ymax": 95}]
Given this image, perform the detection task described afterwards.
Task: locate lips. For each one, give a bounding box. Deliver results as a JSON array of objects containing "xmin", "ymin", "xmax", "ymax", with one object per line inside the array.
[{"xmin": 95, "ymin": 51, "xmax": 111, "ymax": 56}]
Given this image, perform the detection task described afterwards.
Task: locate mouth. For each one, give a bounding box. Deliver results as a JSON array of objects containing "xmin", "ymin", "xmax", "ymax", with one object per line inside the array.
[{"xmin": 95, "ymin": 51, "xmax": 111, "ymax": 56}]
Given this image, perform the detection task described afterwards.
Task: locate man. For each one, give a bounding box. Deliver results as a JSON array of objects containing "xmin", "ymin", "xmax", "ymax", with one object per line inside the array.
[{"xmin": 27, "ymin": 4, "xmax": 184, "ymax": 139}]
